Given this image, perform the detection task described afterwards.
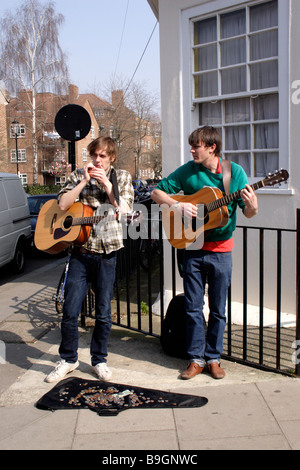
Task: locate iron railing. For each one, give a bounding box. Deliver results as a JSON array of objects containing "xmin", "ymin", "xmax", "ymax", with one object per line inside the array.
[
  {"xmin": 222, "ymin": 221, "xmax": 298, "ymax": 376},
  {"xmin": 81, "ymin": 206, "xmax": 300, "ymax": 377}
]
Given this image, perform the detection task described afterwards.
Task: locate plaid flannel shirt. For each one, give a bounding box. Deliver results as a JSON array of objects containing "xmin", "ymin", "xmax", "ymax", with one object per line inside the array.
[{"xmin": 58, "ymin": 167, "xmax": 134, "ymax": 254}]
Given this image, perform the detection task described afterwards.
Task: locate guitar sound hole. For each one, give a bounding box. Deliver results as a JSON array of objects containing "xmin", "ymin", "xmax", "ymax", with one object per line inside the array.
[
  {"xmin": 192, "ymin": 205, "xmax": 209, "ymax": 232},
  {"xmin": 63, "ymin": 216, "xmax": 73, "ymax": 230}
]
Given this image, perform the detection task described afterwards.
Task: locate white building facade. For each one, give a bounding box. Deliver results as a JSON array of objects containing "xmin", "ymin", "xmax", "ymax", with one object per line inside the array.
[{"xmin": 148, "ymin": 0, "xmax": 300, "ymax": 316}]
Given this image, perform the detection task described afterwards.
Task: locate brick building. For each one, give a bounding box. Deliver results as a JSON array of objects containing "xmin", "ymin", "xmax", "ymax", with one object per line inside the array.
[{"xmin": 1, "ymin": 84, "xmax": 161, "ymax": 186}]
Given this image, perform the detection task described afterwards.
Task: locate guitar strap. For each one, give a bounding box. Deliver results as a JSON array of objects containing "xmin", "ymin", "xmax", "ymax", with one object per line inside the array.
[
  {"xmin": 110, "ymin": 168, "xmax": 120, "ymax": 206},
  {"xmin": 222, "ymin": 159, "xmax": 231, "ymax": 195}
]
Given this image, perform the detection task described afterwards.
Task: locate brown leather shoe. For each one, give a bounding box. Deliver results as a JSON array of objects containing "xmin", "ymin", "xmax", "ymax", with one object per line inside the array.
[
  {"xmin": 208, "ymin": 362, "xmax": 225, "ymax": 379},
  {"xmin": 181, "ymin": 362, "xmax": 204, "ymax": 380}
]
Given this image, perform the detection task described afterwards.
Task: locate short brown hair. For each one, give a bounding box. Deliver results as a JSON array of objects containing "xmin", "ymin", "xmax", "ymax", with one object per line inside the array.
[
  {"xmin": 87, "ymin": 136, "xmax": 117, "ymax": 162},
  {"xmin": 188, "ymin": 126, "xmax": 222, "ymax": 156}
]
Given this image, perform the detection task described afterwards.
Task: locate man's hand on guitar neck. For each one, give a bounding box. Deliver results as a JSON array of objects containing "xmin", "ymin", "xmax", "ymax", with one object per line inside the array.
[{"xmin": 241, "ymin": 184, "xmax": 258, "ymax": 218}]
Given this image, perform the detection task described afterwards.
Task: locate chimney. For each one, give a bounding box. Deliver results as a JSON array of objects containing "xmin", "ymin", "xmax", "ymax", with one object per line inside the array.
[
  {"xmin": 112, "ymin": 90, "xmax": 124, "ymax": 109},
  {"xmin": 68, "ymin": 84, "xmax": 79, "ymax": 103},
  {"xmin": 17, "ymin": 89, "xmax": 33, "ymax": 105}
]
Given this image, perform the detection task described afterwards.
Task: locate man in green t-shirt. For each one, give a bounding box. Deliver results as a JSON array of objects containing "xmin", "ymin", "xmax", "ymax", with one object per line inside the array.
[{"xmin": 151, "ymin": 126, "xmax": 258, "ymax": 380}]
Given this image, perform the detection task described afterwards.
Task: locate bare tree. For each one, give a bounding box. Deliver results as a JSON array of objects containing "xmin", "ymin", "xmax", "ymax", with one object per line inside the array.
[
  {"xmin": 92, "ymin": 74, "xmax": 161, "ymax": 178},
  {"xmin": 126, "ymin": 80, "xmax": 160, "ymax": 177},
  {"xmin": 98, "ymin": 74, "xmax": 137, "ymax": 165},
  {"xmin": 0, "ymin": 0, "xmax": 69, "ymax": 184},
  {"xmin": 149, "ymin": 113, "xmax": 162, "ymax": 179}
]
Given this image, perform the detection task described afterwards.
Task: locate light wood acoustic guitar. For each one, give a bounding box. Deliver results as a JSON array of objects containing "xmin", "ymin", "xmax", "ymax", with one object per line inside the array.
[
  {"xmin": 34, "ymin": 199, "xmax": 141, "ymax": 254},
  {"xmin": 161, "ymin": 169, "xmax": 289, "ymax": 250}
]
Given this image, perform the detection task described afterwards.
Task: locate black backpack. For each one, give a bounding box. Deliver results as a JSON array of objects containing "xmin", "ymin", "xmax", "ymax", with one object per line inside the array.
[{"xmin": 160, "ymin": 294, "xmax": 188, "ymax": 359}]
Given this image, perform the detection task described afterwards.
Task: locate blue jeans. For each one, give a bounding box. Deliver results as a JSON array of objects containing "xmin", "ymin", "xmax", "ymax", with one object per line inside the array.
[
  {"xmin": 59, "ymin": 250, "xmax": 116, "ymax": 366},
  {"xmin": 183, "ymin": 250, "xmax": 232, "ymax": 365}
]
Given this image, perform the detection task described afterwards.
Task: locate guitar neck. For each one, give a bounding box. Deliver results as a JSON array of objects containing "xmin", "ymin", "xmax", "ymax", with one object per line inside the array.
[
  {"xmin": 71, "ymin": 211, "xmax": 141, "ymax": 227},
  {"xmin": 207, "ymin": 180, "xmax": 264, "ymax": 213},
  {"xmin": 72, "ymin": 214, "xmax": 115, "ymax": 226}
]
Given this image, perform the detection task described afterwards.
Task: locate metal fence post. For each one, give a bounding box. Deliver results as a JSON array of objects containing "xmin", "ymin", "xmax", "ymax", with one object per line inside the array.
[
  {"xmin": 296, "ymin": 209, "xmax": 300, "ymax": 377},
  {"xmin": 243, "ymin": 227, "xmax": 248, "ymax": 360}
]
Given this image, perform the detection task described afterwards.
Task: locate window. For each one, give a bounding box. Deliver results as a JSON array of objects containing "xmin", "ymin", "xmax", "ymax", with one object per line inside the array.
[
  {"xmin": 82, "ymin": 148, "xmax": 87, "ymax": 162},
  {"xmin": 142, "ymin": 154, "xmax": 151, "ymax": 164},
  {"xmin": 11, "ymin": 149, "xmax": 27, "ymax": 163},
  {"xmin": 10, "ymin": 124, "xmax": 26, "ymax": 138},
  {"xmin": 199, "ymin": 94, "xmax": 279, "ymax": 177},
  {"xmin": 95, "ymin": 109, "xmax": 105, "ymax": 118},
  {"xmin": 191, "ymin": 0, "xmax": 279, "ymax": 179},
  {"xmin": 55, "ymin": 176, "xmax": 66, "ymax": 185},
  {"xmin": 19, "ymin": 174, "xmax": 27, "ymax": 186}
]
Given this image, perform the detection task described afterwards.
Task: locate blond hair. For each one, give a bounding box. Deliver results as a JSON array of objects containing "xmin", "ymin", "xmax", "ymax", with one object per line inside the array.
[{"xmin": 87, "ymin": 136, "xmax": 117, "ymax": 162}]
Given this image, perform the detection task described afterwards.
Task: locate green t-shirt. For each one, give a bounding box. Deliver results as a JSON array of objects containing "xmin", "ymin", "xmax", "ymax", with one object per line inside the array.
[{"xmin": 157, "ymin": 158, "xmax": 248, "ymax": 242}]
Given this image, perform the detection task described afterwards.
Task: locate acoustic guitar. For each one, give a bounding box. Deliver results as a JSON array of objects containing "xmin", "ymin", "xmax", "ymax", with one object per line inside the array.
[
  {"xmin": 34, "ymin": 199, "xmax": 141, "ymax": 254},
  {"xmin": 161, "ymin": 169, "xmax": 289, "ymax": 250}
]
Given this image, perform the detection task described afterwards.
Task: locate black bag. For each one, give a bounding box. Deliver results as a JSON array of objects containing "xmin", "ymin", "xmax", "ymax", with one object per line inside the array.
[{"xmin": 160, "ymin": 294, "xmax": 188, "ymax": 359}]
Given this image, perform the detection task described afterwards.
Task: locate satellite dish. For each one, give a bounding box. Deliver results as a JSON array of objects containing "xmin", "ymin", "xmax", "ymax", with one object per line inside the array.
[{"xmin": 55, "ymin": 104, "xmax": 91, "ymax": 141}]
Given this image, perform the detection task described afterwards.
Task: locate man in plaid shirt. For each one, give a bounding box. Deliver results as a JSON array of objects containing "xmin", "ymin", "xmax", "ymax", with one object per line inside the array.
[{"xmin": 46, "ymin": 137, "xmax": 134, "ymax": 383}]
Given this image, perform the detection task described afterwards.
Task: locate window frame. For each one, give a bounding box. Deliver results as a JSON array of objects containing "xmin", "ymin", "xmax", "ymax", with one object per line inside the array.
[
  {"xmin": 181, "ymin": 0, "xmax": 290, "ymax": 189},
  {"xmin": 19, "ymin": 174, "xmax": 27, "ymax": 186},
  {"xmin": 11, "ymin": 149, "xmax": 26, "ymax": 163},
  {"xmin": 55, "ymin": 176, "xmax": 66, "ymax": 186},
  {"xmin": 10, "ymin": 124, "xmax": 26, "ymax": 138}
]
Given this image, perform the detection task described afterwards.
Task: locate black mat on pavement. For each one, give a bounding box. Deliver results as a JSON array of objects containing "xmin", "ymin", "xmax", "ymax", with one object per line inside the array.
[{"xmin": 36, "ymin": 377, "xmax": 208, "ymax": 416}]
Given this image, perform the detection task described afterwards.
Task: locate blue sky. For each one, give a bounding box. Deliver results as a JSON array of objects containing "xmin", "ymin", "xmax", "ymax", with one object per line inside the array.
[{"xmin": 0, "ymin": 0, "xmax": 160, "ymax": 97}]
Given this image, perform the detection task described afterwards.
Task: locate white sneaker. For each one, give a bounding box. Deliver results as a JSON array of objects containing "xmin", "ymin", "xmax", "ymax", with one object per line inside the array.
[
  {"xmin": 94, "ymin": 363, "xmax": 112, "ymax": 381},
  {"xmin": 45, "ymin": 359, "xmax": 79, "ymax": 383}
]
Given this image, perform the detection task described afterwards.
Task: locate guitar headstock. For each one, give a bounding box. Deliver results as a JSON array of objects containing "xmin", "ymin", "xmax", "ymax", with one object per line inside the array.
[{"xmin": 264, "ymin": 169, "xmax": 289, "ymax": 187}]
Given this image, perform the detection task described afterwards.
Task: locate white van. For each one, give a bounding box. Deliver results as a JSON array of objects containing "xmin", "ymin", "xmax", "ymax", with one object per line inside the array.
[{"xmin": 0, "ymin": 173, "xmax": 31, "ymax": 273}]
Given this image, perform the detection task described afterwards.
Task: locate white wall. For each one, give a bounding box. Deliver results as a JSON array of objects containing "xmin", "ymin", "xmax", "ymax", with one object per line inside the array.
[{"xmin": 156, "ymin": 0, "xmax": 300, "ymax": 315}]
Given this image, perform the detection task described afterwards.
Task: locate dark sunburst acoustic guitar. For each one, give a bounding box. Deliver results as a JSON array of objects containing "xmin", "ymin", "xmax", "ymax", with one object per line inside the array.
[{"xmin": 161, "ymin": 169, "xmax": 289, "ymax": 250}]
